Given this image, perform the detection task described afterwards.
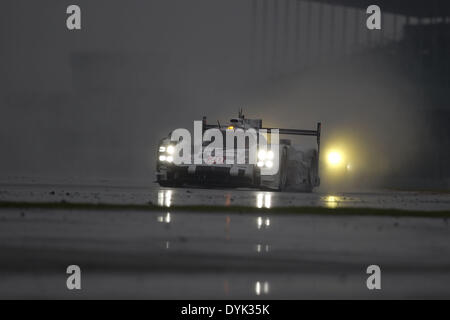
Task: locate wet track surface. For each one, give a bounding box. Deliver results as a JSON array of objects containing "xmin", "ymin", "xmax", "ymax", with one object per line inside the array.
[
  {"xmin": 0, "ymin": 183, "xmax": 449, "ymax": 299},
  {"xmin": 1, "ymin": 183, "xmax": 450, "ymax": 211}
]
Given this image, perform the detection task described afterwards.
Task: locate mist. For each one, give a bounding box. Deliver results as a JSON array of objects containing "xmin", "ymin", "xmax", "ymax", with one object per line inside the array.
[{"xmin": 0, "ymin": 0, "xmax": 448, "ymax": 190}]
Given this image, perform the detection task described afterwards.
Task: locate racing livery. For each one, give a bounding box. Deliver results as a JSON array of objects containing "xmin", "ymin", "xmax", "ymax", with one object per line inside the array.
[{"xmin": 156, "ymin": 112, "xmax": 321, "ymax": 192}]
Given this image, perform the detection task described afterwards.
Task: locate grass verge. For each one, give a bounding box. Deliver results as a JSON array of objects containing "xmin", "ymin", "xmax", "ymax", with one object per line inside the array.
[{"xmin": 0, "ymin": 201, "xmax": 449, "ymax": 218}]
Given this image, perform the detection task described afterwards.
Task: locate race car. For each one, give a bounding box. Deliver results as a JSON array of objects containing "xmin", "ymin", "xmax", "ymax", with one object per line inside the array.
[{"xmin": 156, "ymin": 111, "xmax": 321, "ymax": 192}]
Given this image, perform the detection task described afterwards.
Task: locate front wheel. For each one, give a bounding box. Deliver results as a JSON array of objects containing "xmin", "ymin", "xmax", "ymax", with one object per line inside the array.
[
  {"xmin": 157, "ymin": 176, "xmax": 183, "ymax": 188},
  {"xmin": 158, "ymin": 181, "xmax": 177, "ymax": 188}
]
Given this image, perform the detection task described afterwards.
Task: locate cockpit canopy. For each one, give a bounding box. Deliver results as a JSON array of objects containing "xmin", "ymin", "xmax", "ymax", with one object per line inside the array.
[{"xmin": 228, "ymin": 118, "xmax": 262, "ymax": 130}]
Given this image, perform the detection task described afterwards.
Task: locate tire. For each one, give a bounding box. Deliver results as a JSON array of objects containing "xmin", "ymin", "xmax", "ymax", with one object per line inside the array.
[
  {"xmin": 308, "ymin": 152, "xmax": 319, "ymax": 187},
  {"xmin": 304, "ymin": 151, "xmax": 318, "ymax": 193},
  {"xmin": 278, "ymin": 148, "xmax": 288, "ymax": 191},
  {"xmin": 158, "ymin": 177, "xmax": 182, "ymax": 188},
  {"xmin": 158, "ymin": 181, "xmax": 176, "ymax": 188},
  {"xmin": 304, "ymin": 171, "xmax": 313, "ymax": 193}
]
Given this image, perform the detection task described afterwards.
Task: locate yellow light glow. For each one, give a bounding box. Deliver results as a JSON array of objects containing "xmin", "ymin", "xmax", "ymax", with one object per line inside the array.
[
  {"xmin": 227, "ymin": 126, "xmax": 234, "ymax": 130},
  {"xmin": 325, "ymin": 195, "xmax": 340, "ymax": 209},
  {"xmin": 327, "ymin": 151, "xmax": 343, "ymax": 166}
]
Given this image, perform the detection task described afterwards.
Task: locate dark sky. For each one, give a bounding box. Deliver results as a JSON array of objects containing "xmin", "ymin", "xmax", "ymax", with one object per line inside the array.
[{"xmin": 0, "ymin": 0, "xmax": 447, "ymax": 187}]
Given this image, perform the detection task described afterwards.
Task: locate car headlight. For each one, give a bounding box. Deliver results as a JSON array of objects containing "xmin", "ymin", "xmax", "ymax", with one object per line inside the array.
[
  {"xmin": 159, "ymin": 146, "xmax": 166, "ymax": 153},
  {"xmin": 258, "ymin": 150, "xmax": 267, "ymax": 161},
  {"xmin": 159, "ymin": 155, "xmax": 167, "ymax": 162},
  {"xmin": 265, "ymin": 160, "xmax": 274, "ymax": 169},
  {"xmin": 167, "ymin": 145, "xmax": 175, "ymax": 155},
  {"xmin": 258, "ymin": 150, "xmax": 274, "ymax": 165},
  {"xmin": 166, "ymin": 156, "xmax": 174, "ymax": 163}
]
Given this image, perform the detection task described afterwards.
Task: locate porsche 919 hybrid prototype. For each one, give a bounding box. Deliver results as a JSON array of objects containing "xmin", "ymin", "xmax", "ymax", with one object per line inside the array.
[{"xmin": 156, "ymin": 112, "xmax": 321, "ymax": 192}]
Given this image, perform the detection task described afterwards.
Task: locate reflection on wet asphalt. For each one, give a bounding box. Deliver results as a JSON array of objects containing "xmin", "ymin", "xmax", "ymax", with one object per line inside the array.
[
  {"xmin": 0, "ymin": 205, "xmax": 449, "ymax": 299},
  {"xmin": 155, "ymin": 188, "xmax": 450, "ymax": 211},
  {"xmin": 1, "ymin": 183, "xmax": 450, "ymax": 211},
  {"xmin": 0, "ymin": 183, "xmax": 449, "ymax": 298}
]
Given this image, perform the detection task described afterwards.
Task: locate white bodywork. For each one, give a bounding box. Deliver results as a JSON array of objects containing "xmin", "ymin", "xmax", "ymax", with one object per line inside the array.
[{"xmin": 156, "ymin": 114, "xmax": 321, "ymax": 192}]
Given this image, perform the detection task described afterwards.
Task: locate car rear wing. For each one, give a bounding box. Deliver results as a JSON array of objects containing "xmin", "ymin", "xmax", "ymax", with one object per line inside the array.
[
  {"xmin": 269, "ymin": 123, "xmax": 322, "ymax": 177},
  {"xmin": 263, "ymin": 122, "xmax": 321, "ymax": 157},
  {"xmin": 202, "ymin": 116, "xmax": 321, "ymax": 161}
]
